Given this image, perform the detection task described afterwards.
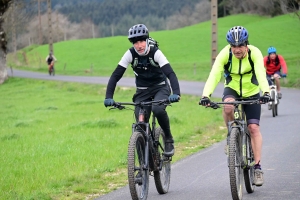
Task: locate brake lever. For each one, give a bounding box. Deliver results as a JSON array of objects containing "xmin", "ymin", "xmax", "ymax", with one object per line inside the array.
[
  {"xmin": 109, "ymin": 103, "xmax": 126, "ymax": 110},
  {"xmin": 210, "ymin": 102, "xmax": 220, "ymax": 109},
  {"xmin": 109, "ymin": 107, "xmax": 117, "ymax": 110}
]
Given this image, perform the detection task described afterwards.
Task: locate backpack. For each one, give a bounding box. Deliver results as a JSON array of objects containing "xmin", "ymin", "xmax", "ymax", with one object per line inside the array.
[
  {"xmin": 130, "ymin": 37, "xmax": 160, "ymax": 68},
  {"xmin": 224, "ymin": 48, "xmax": 254, "ymax": 78},
  {"xmin": 148, "ymin": 37, "xmax": 159, "ymax": 48},
  {"xmin": 47, "ymin": 56, "xmax": 53, "ymax": 64}
]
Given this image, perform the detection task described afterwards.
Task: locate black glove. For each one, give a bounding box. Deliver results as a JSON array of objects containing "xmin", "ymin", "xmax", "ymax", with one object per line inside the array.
[
  {"xmin": 259, "ymin": 93, "xmax": 271, "ymax": 103},
  {"xmin": 104, "ymin": 98, "xmax": 115, "ymax": 107},
  {"xmin": 168, "ymin": 94, "xmax": 180, "ymax": 103},
  {"xmin": 199, "ymin": 97, "xmax": 211, "ymax": 106}
]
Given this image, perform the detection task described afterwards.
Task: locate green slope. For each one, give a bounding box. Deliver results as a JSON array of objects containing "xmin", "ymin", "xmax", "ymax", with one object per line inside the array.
[{"xmin": 8, "ymin": 13, "xmax": 300, "ymax": 85}]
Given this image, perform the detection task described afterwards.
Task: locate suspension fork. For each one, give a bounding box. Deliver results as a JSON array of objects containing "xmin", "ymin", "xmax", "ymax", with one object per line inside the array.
[
  {"xmin": 134, "ymin": 107, "xmax": 153, "ymax": 170},
  {"xmin": 240, "ymin": 105, "xmax": 249, "ymax": 168}
]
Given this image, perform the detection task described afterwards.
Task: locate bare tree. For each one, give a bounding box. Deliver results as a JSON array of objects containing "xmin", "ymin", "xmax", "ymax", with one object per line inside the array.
[
  {"xmin": 166, "ymin": 1, "xmax": 210, "ymax": 29},
  {"xmin": 0, "ymin": 0, "xmax": 13, "ymax": 84},
  {"xmin": 224, "ymin": 0, "xmax": 299, "ymax": 16}
]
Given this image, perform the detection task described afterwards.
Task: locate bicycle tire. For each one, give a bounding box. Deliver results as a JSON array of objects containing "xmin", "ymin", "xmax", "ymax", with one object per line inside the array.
[
  {"xmin": 275, "ymin": 99, "xmax": 278, "ymax": 116},
  {"xmin": 49, "ymin": 67, "xmax": 55, "ymax": 76},
  {"xmin": 271, "ymin": 90, "xmax": 276, "ymax": 117},
  {"xmin": 153, "ymin": 127, "xmax": 171, "ymax": 194},
  {"xmin": 128, "ymin": 131, "xmax": 149, "ymax": 200},
  {"xmin": 229, "ymin": 127, "xmax": 243, "ymax": 200},
  {"xmin": 243, "ymin": 129, "xmax": 255, "ymax": 193}
]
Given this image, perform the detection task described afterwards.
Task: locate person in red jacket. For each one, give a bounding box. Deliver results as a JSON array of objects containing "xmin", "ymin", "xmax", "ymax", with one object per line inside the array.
[{"xmin": 264, "ymin": 46, "xmax": 288, "ymax": 99}]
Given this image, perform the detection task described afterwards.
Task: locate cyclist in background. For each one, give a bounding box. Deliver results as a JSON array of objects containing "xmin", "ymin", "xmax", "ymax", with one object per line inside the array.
[
  {"xmin": 104, "ymin": 24, "xmax": 181, "ymax": 157},
  {"xmin": 264, "ymin": 46, "xmax": 288, "ymax": 99},
  {"xmin": 45, "ymin": 52, "xmax": 57, "ymax": 75},
  {"xmin": 199, "ymin": 26, "xmax": 270, "ymax": 186}
]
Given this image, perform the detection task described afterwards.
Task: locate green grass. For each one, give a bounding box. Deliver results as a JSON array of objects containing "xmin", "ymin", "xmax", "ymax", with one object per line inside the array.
[
  {"xmin": 7, "ymin": 13, "xmax": 300, "ymax": 87},
  {"xmin": 0, "ymin": 78, "xmax": 225, "ymax": 200}
]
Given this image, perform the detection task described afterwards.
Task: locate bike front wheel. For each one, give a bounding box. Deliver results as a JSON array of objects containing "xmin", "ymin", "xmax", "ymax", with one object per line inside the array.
[
  {"xmin": 275, "ymin": 97, "xmax": 278, "ymax": 116},
  {"xmin": 153, "ymin": 127, "xmax": 171, "ymax": 194},
  {"xmin": 271, "ymin": 90, "xmax": 276, "ymax": 117},
  {"xmin": 128, "ymin": 131, "xmax": 149, "ymax": 200},
  {"xmin": 243, "ymin": 128, "xmax": 255, "ymax": 193},
  {"xmin": 228, "ymin": 128, "xmax": 243, "ymax": 200},
  {"xmin": 49, "ymin": 67, "xmax": 55, "ymax": 76}
]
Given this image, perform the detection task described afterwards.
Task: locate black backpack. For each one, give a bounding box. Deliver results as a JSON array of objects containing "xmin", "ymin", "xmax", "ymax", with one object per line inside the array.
[{"xmin": 130, "ymin": 37, "xmax": 160, "ymax": 68}]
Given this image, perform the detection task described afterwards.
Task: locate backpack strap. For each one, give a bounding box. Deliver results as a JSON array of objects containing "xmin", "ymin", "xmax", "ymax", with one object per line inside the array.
[
  {"xmin": 247, "ymin": 49, "xmax": 254, "ymax": 73},
  {"xmin": 224, "ymin": 48, "xmax": 254, "ymax": 76},
  {"xmin": 129, "ymin": 46, "xmax": 159, "ymax": 68},
  {"xmin": 224, "ymin": 48, "xmax": 232, "ymax": 77},
  {"xmin": 129, "ymin": 47, "xmax": 138, "ymax": 68},
  {"xmin": 148, "ymin": 46, "xmax": 159, "ymax": 67}
]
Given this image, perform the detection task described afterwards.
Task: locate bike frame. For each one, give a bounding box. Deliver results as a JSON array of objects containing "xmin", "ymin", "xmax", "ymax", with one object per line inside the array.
[
  {"xmin": 208, "ymin": 99, "xmax": 259, "ymax": 199},
  {"xmin": 210, "ymin": 99, "xmax": 258, "ymax": 169},
  {"xmin": 227, "ymin": 104, "xmax": 255, "ymax": 169},
  {"xmin": 269, "ymin": 76, "xmax": 278, "ymax": 105},
  {"xmin": 112, "ymin": 100, "xmax": 170, "ymax": 171},
  {"xmin": 111, "ymin": 99, "xmax": 172, "ymax": 199},
  {"xmin": 133, "ymin": 106, "xmax": 159, "ymax": 171}
]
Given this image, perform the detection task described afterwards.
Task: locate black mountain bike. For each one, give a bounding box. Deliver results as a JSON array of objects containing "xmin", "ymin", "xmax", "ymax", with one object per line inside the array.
[
  {"xmin": 207, "ymin": 99, "xmax": 262, "ymax": 200},
  {"xmin": 111, "ymin": 99, "xmax": 172, "ymax": 200}
]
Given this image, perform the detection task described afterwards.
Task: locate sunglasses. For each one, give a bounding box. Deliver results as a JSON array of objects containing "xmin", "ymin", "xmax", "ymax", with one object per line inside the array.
[{"xmin": 231, "ymin": 44, "xmax": 246, "ymax": 48}]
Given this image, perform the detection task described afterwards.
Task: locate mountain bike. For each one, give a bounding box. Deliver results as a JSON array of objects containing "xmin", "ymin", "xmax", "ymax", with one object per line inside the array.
[
  {"xmin": 110, "ymin": 99, "xmax": 172, "ymax": 200},
  {"xmin": 207, "ymin": 99, "xmax": 262, "ymax": 200},
  {"xmin": 268, "ymin": 75, "xmax": 278, "ymax": 117},
  {"xmin": 48, "ymin": 62, "xmax": 55, "ymax": 76}
]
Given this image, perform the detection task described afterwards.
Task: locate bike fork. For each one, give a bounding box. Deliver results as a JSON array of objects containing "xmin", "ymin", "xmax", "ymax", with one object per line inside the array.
[{"xmin": 143, "ymin": 140, "xmax": 149, "ymax": 170}]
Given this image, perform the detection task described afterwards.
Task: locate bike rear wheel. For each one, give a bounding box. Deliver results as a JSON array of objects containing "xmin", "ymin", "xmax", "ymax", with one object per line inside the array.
[
  {"xmin": 243, "ymin": 129, "xmax": 255, "ymax": 193},
  {"xmin": 271, "ymin": 90, "xmax": 276, "ymax": 117},
  {"xmin": 229, "ymin": 128, "xmax": 243, "ymax": 200},
  {"xmin": 153, "ymin": 127, "xmax": 171, "ymax": 194},
  {"xmin": 128, "ymin": 131, "xmax": 149, "ymax": 200}
]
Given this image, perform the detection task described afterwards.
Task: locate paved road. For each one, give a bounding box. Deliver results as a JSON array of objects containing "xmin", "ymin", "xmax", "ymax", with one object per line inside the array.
[
  {"xmin": 7, "ymin": 69, "xmax": 223, "ymax": 96},
  {"xmin": 8, "ymin": 69, "xmax": 300, "ymax": 200}
]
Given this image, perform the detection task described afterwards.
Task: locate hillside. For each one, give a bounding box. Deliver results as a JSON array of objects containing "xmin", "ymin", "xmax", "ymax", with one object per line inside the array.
[
  {"xmin": 51, "ymin": 0, "xmax": 203, "ymax": 37},
  {"xmin": 8, "ymin": 13, "xmax": 300, "ymax": 87}
]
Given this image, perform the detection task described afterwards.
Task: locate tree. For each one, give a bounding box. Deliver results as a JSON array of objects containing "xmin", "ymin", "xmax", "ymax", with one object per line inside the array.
[{"xmin": 0, "ymin": 0, "xmax": 13, "ymax": 84}]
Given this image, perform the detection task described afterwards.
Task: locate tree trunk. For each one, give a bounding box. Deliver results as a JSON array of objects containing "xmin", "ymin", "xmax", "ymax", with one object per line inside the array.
[
  {"xmin": 0, "ymin": 0, "xmax": 13, "ymax": 84},
  {"xmin": 0, "ymin": 53, "xmax": 8, "ymax": 84}
]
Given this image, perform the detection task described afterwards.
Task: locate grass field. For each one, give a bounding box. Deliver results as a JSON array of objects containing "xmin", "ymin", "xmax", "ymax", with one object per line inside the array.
[
  {"xmin": 0, "ymin": 78, "xmax": 225, "ymax": 199},
  {"xmin": 7, "ymin": 13, "xmax": 300, "ymax": 87}
]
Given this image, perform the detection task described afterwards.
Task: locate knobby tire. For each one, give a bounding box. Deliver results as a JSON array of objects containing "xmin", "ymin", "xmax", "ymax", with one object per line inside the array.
[
  {"xmin": 153, "ymin": 127, "xmax": 171, "ymax": 194},
  {"xmin": 229, "ymin": 128, "xmax": 243, "ymax": 200},
  {"xmin": 128, "ymin": 131, "xmax": 149, "ymax": 200},
  {"xmin": 243, "ymin": 128, "xmax": 255, "ymax": 193},
  {"xmin": 271, "ymin": 90, "xmax": 276, "ymax": 117},
  {"xmin": 49, "ymin": 67, "xmax": 55, "ymax": 76}
]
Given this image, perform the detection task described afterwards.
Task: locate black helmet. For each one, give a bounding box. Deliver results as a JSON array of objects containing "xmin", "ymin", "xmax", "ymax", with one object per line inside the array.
[{"xmin": 128, "ymin": 24, "xmax": 149, "ymax": 43}]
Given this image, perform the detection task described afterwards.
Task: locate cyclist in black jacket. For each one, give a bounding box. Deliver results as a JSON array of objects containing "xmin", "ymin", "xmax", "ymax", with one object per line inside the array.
[
  {"xmin": 104, "ymin": 24, "xmax": 181, "ymax": 157},
  {"xmin": 45, "ymin": 52, "xmax": 57, "ymax": 75}
]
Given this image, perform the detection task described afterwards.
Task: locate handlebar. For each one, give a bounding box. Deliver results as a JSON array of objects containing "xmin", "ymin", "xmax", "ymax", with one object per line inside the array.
[
  {"xmin": 110, "ymin": 99, "xmax": 171, "ymax": 110},
  {"xmin": 205, "ymin": 99, "xmax": 263, "ymax": 109}
]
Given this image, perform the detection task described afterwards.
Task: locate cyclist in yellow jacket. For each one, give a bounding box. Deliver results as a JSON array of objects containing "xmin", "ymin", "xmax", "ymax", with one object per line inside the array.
[{"xmin": 199, "ymin": 26, "xmax": 270, "ymax": 186}]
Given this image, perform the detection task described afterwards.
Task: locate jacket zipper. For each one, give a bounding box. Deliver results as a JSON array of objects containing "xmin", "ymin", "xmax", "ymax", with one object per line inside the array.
[{"xmin": 239, "ymin": 60, "xmax": 242, "ymax": 96}]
